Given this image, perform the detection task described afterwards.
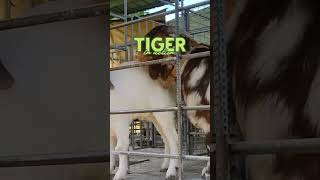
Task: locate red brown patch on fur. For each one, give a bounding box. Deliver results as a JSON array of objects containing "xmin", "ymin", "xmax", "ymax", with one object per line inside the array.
[
  {"xmin": 228, "ymin": 0, "xmax": 320, "ymax": 179},
  {"xmin": 140, "ymin": 25, "xmax": 199, "ymax": 87}
]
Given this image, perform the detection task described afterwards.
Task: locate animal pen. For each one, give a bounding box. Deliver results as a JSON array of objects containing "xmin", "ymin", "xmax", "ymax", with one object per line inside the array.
[
  {"xmin": 110, "ymin": 0, "xmax": 320, "ymax": 180},
  {"xmin": 110, "ymin": 0, "xmax": 210, "ymax": 154},
  {"xmin": 0, "ymin": 1, "xmax": 318, "ymax": 180}
]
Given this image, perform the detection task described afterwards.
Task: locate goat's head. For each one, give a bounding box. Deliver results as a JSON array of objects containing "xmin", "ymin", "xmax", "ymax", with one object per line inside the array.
[
  {"xmin": 0, "ymin": 61, "xmax": 14, "ymax": 90},
  {"xmin": 139, "ymin": 25, "xmax": 199, "ymax": 88}
]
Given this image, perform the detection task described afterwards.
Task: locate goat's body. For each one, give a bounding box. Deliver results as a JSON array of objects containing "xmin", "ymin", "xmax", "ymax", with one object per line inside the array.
[
  {"xmin": 110, "ymin": 67, "xmax": 178, "ymax": 180},
  {"xmin": 226, "ymin": 0, "xmax": 320, "ymax": 179},
  {"xmin": 180, "ymin": 1, "xmax": 320, "ymax": 179}
]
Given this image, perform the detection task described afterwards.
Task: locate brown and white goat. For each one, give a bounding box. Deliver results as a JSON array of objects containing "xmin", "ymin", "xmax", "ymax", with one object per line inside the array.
[
  {"xmin": 147, "ymin": 0, "xmax": 320, "ymax": 179},
  {"xmin": 140, "ymin": 24, "xmax": 212, "ymax": 177}
]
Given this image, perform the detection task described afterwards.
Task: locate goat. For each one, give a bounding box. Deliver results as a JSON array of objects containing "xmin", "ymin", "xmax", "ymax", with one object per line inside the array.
[
  {"xmin": 110, "ymin": 66, "xmax": 179, "ymax": 180},
  {"xmin": 147, "ymin": 1, "xmax": 320, "ymax": 179},
  {"xmin": 225, "ymin": 0, "xmax": 320, "ymax": 179},
  {"xmin": 140, "ymin": 24, "xmax": 212, "ymax": 177}
]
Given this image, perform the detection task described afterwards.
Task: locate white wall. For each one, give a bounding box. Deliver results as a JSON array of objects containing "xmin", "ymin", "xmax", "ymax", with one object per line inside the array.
[{"xmin": 0, "ymin": 1, "xmax": 108, "ymax": 179}]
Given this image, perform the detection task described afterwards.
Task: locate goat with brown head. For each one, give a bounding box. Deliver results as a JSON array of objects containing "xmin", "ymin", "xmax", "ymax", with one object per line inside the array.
[{"xmin": 140, "ymin": 25, "xmax": 199, "ymax": 88}]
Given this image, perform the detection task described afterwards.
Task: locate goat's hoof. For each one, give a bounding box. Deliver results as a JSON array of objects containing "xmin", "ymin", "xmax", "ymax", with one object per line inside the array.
[
  {"xmin": 160, "ymin": 168, "xmax": 168, "ymax": 172},
  {"xmin": 166, "ymin": 175, "xmax": 176, "ymax": 180},
  {"xmin": 113, "ymin": 170, "xmax": 127, "ymax": 180}
]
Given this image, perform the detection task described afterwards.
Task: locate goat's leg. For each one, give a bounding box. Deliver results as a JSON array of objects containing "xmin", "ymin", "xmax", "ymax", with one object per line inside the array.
[
  {"xmin": 153, "ymin": 113, "xmax": 179, "ymax": 180},
  {"xmin": 113, "ymin": 127, "xmax": 130, "ymax": 180},
  {"xmin": 152, "ymin": 121, "xmax": 170, "ymax": 172},
  {"xmin": 110, "ymin": 132, "xmax": 117, "ymax": 175}
]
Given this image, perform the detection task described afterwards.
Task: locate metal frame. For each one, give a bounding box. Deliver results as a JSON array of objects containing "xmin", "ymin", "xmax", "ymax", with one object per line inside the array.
[
  {"xmin": 110, "ymin": 0, "xmax": 320, "ymax": 180},
  {"xmin": 109, "ymin": 1, "xmax": 211, "ymax": 179},
  {"xmin": 0, "ymin": 2, "xmax": 110, "ymax": 167}
]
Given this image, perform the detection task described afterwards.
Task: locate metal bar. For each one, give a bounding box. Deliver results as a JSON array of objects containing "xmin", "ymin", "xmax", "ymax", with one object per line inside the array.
[
  {"xmin": 110, "ymin": 105, "xmax": 210, "ymax": 115},
  {"xmin": 159, "ymin": 0, "xmax": 209, "ymax": 21},
  {"xmin": 174, "ymin": 0, "xmax": 184, "ymax": 179},
  {"xmin": 152, "ymin": 123, "xmax": 156, "ymax": 148},
  {"xmin": 130, "ymin": 122, "xmax": 135, "ymax": 150},
  {"xmin": 189, "ymin": 132, "xmax": 207, "ymax": 136},
  {"xmin": 0, "ymin": 151, "xmax": 109, "ymax": 167},
  {"xmin": 212, "ymin": 0, "xmax": 230, "ymax": 179},
  {"xmin": 124, "ymin": 0, "xmax": 128, "ymax": 62},
  {"xmin": 139, "ymin": 121, "xmax": 143, "ymax": 148},
  {"xmin": 110, "ymin": 1, "xmax": 210, "ymax": 29},
  {"xmin": 190, "ymin": 29, "xmax": 210, "ymax": 35},
  {"xmin": 110, "ymin": 12, "xmax": 125, "ymax": 20},
  {"xmin": 182, "ymin": 105, "xmax": 210, "ymax": 111},
  {"xmin": 0, "ymin": 2, "xmax": 108, "ymax": 31},
  {"xmin": 130, "ymin": 16, "xmax": 134, "ymax": 61},
  {"xmin": 112, "ymin": 151, "xmax": 209, "ymax": 161},
  {"xmin": 5, "ymin": 0, "xmax": 11, "ymax": 19},
  {"xmin": 110, "ymin": 107, "xmax": 178, "ymax": 115},
  {"xmin": 110, "ymin": 51, "xmax": 210, "ymax": 71},
  {"xmin": 231, "ymin": 138, "xmax": 320, "ymax": 154}
]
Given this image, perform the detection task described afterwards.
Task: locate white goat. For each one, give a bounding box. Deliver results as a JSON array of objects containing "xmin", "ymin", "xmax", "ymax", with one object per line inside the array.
[{"xmin": 110, "ymin": 66, "xmax": 178, "ymax": 180}]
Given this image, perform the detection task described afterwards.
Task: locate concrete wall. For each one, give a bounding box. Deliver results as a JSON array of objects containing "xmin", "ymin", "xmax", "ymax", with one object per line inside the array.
[{"xmin": 0, "ymin": 1, "xmax": 108, "ymax": 179}]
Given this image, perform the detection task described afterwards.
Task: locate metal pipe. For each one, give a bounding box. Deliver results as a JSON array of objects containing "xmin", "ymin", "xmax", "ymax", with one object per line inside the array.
[
  {"xmin": 110, "ymin": 107, "xmax": 178, "ymax": 115},
  {"xmin": 110, "ymin": 105, "xmax": 210, "ymax": 115},
  {"xmin": 231, "ymin": 138, "xmax": 320, "ymax": 154},
  {"xmin": 110, "ymin": 51, "xmax": 210, "ymax": 71},
  {"xmin": 0, "ymin": 2, "xmax": 108, "ymax": 31},
  {"xmin": 110, "ymin": 1, "xmax": 210, "ymax": 29},
  {"xmin": 110, "ymin": 12, "xmax": 125, "ymax": 20},
  {"xmin": 174, "ymin": 0, "xmax": 184, "ymax": 179},
  {"xmin": 0, "ymin": 151, "xmax": 109, "ymax": 167},
  {"xmin": 211, "ymin": 0, "xmax": 230, "ymax": 179},
  {"xmin": 130, "ymin": 16, "xmax": 134, "ymax": 61},
  {"xmin": 111, "ymin": 151, "xmax": 209, "ymax": 161},
  {"xmin": 182, "ymin": 105, "xmax": 210, "ymax": 111},
  {"xmin": 124, "ymin": 0, "xmax": 128, "ymax": 62},
  {"xmin": 159, "ymin": 0, "xmax": 209, "ymax": 21},
  {"xmin": 5, "ymin": 0, "xmax": 11, "ymax": 19}
]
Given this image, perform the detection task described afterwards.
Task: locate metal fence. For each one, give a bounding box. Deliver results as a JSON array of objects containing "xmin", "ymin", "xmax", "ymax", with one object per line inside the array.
[
  {"xmin": 110, "ymin": 0, "xmax": 211, "ymax": 179},
  {"xmin": 110, "ymin": 0, "xmax": 320, "ymax": 180},
  {"xmin": 0, "ymin": 1, "xmax": 318, "ymax": 180},
  {"xmin": 110, "ymin": 0, "xmax": 210, "ymax": 156}
]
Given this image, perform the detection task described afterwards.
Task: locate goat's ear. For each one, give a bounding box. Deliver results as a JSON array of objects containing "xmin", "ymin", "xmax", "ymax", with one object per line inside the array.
[
  {"xmin": 149, "ymin": 64, "xmax": 162, "ymax": 80},
  {"xmin": 161, "ymin": 64, "xmax": 174, "ymax": 81},
  {"xmin": 0, "ymin": 61, "xmax": 14, "ymax": 90}
]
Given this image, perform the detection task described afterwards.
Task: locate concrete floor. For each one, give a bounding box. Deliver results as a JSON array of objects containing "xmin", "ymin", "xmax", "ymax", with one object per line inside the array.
[{"xmin": 111, "ymin": 148, "xmax": 209, "ymax": 180}]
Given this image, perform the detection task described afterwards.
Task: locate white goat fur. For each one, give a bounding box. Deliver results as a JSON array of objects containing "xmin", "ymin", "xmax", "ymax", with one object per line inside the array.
[{"xmin": 110, "ymin": 66, "xmax": 179, "ymax": 180}]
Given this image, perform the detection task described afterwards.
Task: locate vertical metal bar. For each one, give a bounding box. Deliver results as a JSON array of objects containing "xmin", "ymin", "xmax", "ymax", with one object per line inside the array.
[
  {"xmin": 174, "ymin": 0, "xmax": 183, "ymax": 179},
  {"xmin": 5, "ymin": 0, "xmax": 11, "ymax": 19},
  {"xmin": 124, "ymin": 0, "xmax": 128, "ymax": 62},
  {"xmin": 146, "ymin": 122, "xmax": 150, "ymax": 148},
  {"xmin": 145, "ymin": 20, "xmax": 149, "ymax": 35},
  {"xmin": 187, "ymin": 116, "xmax": 191, "ymax": 155},
  {"xmin": 130, "ymin": 16, "xmax": 134, "ymax": 61},
  {"xmin": 139, "ymin": 121, "xmax": 143, "ymax": 148},
  {"xmin": 131, "ymin": 122, "xmax": 135, "ymax": 150},
  {"xmin": 138, "ymin": 20, "xmax": 142, "ymax": 36},
  {"xmin": 111, "ymin": 51, "xmax": 114, "ymax": 67},
  {"xmin": 152, "ymin": 124, "xmax": 156, "ymax": 148},
  {"xmin": 211, "ymin": 0, "xmax": 230, "ymax": 180}
]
